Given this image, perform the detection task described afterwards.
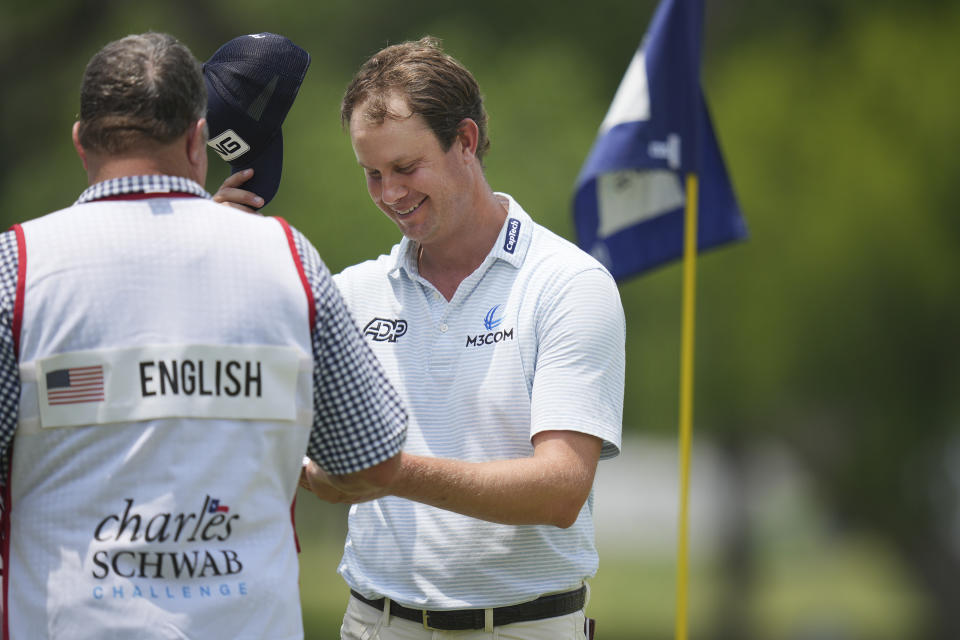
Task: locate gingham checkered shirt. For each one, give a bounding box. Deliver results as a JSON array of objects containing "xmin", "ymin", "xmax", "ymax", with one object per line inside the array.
[{"xmin": 0, "ymin": 175, "xmax": 406, "ymax": 484}]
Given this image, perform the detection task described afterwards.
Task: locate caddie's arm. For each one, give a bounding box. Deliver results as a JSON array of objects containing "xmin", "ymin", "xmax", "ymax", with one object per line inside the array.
[
  {"xmin": 212, "ymin": 169, "xmax": 263, "ymax": 212},
  {"xmin": 300, "ymin": 453, "xmax": 400, "ymax": 501}
]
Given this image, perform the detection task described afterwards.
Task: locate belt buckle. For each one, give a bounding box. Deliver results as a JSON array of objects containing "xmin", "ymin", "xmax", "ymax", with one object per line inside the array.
[{"xmin": 422, "ymin": 610, "xmax": 441, "ymax": 631}]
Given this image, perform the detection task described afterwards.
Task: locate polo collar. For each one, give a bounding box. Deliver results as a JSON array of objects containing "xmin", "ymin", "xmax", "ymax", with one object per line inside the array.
[
  {"xmin": 488, "ymin": 193, "xmax": 532, "ymax": 269},
  {"xmin": 389, "ymin": 193, "xmax": 532, "ymax": 278}
]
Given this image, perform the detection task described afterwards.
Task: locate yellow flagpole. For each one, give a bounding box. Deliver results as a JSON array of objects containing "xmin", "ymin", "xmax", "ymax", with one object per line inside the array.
[{"xmin": 674, "ymin": 172, "xmax": 699, "ymax": 640}]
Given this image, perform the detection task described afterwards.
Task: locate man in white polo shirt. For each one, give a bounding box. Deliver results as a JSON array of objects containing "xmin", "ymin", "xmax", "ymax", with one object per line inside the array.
[
  {"xmin": 327, "ymin": 36, "xmax": 625, "ymax": 640},
  {"xmin": 0, "ymin": 32, "xmax": 406, "ymax": 639},
  {"xmin": 217, "ymin": 36, "xmax": 624, "ymax": 640}
]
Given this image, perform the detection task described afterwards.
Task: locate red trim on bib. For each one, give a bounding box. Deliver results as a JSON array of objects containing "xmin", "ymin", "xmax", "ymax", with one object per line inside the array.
[
  {"xmin": 275, "ymin": 216, "xmax": 312, "ymax": 556},
  {"xmin": 290, "ymin": 497, "xmax": 300, "ymax": 554},
  {"xmin": 11, "ymin": 224, "xmax": 25, "ymax": 360},
  {"xmin": 274, "ymin": 217, "xmax": 316, "ymax": 329}
]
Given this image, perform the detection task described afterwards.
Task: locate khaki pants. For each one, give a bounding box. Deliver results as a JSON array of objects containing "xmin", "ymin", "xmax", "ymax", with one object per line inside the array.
[{"xmin": 340, "ymin": 594, "xmax": 589, "ymax": 640}]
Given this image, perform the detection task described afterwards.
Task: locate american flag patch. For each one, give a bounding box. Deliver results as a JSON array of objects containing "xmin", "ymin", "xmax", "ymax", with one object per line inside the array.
[{"xmin": 45, "ymin": 366, "xmax": 105, "ymax": 405}]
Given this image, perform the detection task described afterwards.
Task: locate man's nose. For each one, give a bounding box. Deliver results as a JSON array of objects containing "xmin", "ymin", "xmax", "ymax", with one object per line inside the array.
[{"xmin": 381, "ymin": 174, "xmax": 408, "ymax": 206}]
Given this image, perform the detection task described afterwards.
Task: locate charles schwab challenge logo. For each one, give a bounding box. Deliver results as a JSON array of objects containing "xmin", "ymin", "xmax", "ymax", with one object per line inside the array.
[
  {"xmin": 503, "ymin": 218, "xmax": 521, "ymax": 254},
  {"xmin": 467, "ymin": 304, "xmax": 513, "ymax": 348},
  {"xmin": 363, "ymin": 318, "xmax": 408, "ymax": 343},
  {"xmin": 90, "ymin": 495, "xmax": 247, "ymax": 602}
]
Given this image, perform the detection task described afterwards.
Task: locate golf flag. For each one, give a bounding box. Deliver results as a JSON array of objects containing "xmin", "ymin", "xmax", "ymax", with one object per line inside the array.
[{"xmin": 573, "ymin": 0, "xmax": 747, "ymax": 280}]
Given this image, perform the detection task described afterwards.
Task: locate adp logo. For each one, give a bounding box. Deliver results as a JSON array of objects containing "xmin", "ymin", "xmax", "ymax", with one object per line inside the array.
[
  {"xmin": 363, "ymin": 318, "xmax": 408, "ymax": 343},
  {"xmin": 208, "ymin": 129, "xmax": 251, "ymax": 162}
]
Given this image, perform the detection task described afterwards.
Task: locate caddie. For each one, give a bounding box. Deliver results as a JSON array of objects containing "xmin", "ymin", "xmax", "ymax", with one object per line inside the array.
[{"xmin": 0, "ymin": 31, "xmax": 406, "ymax": 639}]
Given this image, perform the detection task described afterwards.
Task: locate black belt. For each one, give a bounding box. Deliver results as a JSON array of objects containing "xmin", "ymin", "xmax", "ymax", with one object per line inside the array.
[{"xmin": 350, "ymin": 586, "xmax": 586, "ymax": 631}]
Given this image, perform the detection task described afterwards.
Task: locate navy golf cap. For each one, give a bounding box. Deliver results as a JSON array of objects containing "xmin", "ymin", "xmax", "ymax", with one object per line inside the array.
[{"xmin": 203, "ymin": 33, "xmax": 310, "ymax": 207}]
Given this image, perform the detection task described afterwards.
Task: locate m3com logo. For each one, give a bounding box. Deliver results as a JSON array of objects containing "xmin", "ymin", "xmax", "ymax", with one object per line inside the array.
[
  {"xmin": 467, "ymin": 304, "xmax": 513, "ymax": 348},
  {"xmin": 483, "ymin": 305, "xmax": 503, "ymax": 331}
]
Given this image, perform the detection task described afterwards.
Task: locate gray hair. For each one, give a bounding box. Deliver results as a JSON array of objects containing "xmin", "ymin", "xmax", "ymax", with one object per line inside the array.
[{"xmin": 77, "ymin": 32, "xmax": 206, "ymax": 154}]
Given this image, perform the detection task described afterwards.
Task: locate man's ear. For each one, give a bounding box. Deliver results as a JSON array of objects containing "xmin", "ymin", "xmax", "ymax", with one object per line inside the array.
[
  {"xmin": 455, "ymin": 118, "xmax": 480, "ymax": 160},
  {"xmin": 186, "ymin": 118, "xmax": 208, "ymax": 167},
  {"xmin": 72, "ymin": 121, "xmax": 88, "ymax": 171}
]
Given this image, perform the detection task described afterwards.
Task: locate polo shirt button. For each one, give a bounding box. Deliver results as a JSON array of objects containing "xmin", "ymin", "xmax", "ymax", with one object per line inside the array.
[{"xmin": 439, "ymin": 323, "xmax": 448, "ymax": 332}]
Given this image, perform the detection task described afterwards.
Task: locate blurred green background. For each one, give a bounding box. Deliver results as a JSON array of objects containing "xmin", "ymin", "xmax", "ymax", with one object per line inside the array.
[{"xmin": 3, "ymin": 0, "xmax": 959, "ymax": 637}]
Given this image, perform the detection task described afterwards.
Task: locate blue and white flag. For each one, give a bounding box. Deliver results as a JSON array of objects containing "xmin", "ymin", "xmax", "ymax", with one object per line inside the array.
[{"xmin": 573, "ymin": 0, "xmax": 747, "ymax": 281}]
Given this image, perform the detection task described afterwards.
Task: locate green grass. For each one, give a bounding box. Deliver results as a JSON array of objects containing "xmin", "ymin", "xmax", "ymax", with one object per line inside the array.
[
  {"xmin": 294, "ymin": 495, "xmax": 352, "ymax": 636},
  {"xmin": 293, "ymin": 491, "xmax": 925, "ymax": 639},
  {"xmin": 752, "ymin": 536, "xmax": 927, "ymax": 640}
]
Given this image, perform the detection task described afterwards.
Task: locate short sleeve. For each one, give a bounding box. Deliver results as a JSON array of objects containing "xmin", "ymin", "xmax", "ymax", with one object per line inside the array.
[{"xmin": 530, "ymin": 267, "xmax": 624, "ymax": 459}]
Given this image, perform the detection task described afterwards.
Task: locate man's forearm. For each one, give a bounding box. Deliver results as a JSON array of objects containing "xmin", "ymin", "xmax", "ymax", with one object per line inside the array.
[{"xmin": 389, "ymin": 431, "xmax": 601, "ymax": 528}]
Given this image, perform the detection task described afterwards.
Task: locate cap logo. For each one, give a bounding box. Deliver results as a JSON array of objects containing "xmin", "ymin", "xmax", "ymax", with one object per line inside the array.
[{"xmin": 208, "ymin": 129, "xmax": 251, "ymax": 162}]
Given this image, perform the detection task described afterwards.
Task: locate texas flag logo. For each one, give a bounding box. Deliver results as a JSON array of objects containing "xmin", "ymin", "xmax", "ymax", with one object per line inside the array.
[{"xmin": 209, "ymin": 498, "xmax": 230, "ymax": 514}]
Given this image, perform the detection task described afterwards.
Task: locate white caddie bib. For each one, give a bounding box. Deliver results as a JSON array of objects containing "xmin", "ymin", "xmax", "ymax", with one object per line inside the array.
[{"xmin": 6, "ymin": 195, "xmax": 316, "ymax": 640}]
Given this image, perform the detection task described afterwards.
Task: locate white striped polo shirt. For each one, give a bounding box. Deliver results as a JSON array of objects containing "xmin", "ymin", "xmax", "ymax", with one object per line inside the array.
[{"xmin": 333, "ymin": 193, "xmax": 625, "ymax": 609}]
